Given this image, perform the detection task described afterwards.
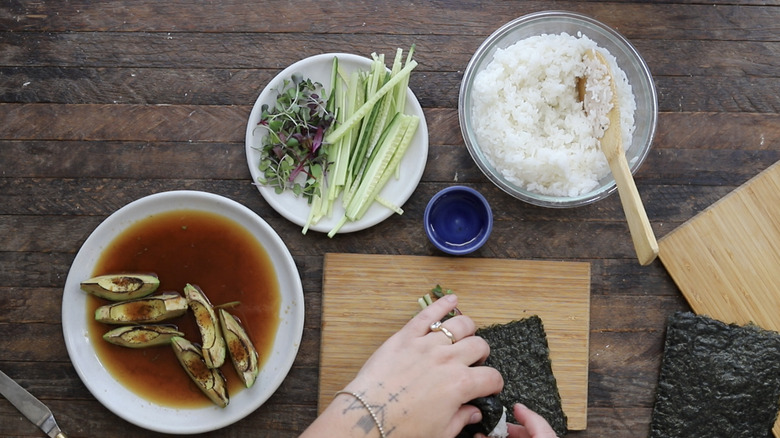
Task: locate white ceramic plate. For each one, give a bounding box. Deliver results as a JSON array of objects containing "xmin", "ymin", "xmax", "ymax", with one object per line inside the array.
[
  {"xmin": 61, "ymin": 191, "xmax": 304, "ymax": 435},
  {"xmin": 245, "ymin": 53, "xmax": 429, "ymax": 234}
]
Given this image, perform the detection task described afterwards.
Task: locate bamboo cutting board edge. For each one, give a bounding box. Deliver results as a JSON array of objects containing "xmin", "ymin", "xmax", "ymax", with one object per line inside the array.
[
  {"xmin": 658, "ymin": 160, "xmax": 780, "ymax": 328},
  {"xmin": 318, "ymin": 253, "xmax": 591, "ymax": 430}
]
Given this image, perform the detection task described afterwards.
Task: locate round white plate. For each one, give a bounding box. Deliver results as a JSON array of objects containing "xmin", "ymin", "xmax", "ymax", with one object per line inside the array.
[
  {"xmin": 245, "ymin": 53, "xmax": 429, "ymax": 234},
  {"xmin": 61, "ymin": 191, "xmax": 304, "ymax": 434}
]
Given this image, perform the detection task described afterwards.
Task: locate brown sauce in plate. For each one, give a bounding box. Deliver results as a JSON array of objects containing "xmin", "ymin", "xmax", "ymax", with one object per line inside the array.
[{"xmin": 86, "ymin": 209, "xmax": 281, "ymax": 408}]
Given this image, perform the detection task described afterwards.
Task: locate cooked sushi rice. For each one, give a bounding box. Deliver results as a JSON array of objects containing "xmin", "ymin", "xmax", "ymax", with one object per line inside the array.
[
  {"xmin": 487, "ymin": 407, "xmax": 508, "ymax": 438},
  {"xmin": 470, "ymin": 32, "xmax": 636, "ymax": 197}
]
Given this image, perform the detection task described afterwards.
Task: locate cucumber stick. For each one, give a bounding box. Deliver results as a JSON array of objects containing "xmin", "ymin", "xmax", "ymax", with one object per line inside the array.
[
  {"xmin": 327, "ymin": 113, "xmax": 418, "ymax": 237},
  {"xmin": 302, "ymin": 48, "xmax": 418, "ymax": 236},
  {"xmin": 354, "ymin": 115, "xmax": 419, "ymax": 219},
  {"xmin": 345, "ymin": 113, "xmax": 408, "ymax": 219},
  {"xmin": 324, "ymin": 58, "xmax": 417, "ymax": 146},
  {"xmin": 304, "ymin": 57, "xmax": 341, "ymax": 233}
]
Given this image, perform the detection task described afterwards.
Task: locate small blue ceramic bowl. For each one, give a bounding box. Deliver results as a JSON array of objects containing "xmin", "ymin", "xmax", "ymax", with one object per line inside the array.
[{"xmin": 424, "ymin": 186, "xmax": 493, "ymax": 255}]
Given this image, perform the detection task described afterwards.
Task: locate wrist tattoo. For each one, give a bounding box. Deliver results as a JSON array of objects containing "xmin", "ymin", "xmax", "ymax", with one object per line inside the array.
[
  {"xmin": 335, "ymin": 384, "xmax": 409, "ymax": 437},
  {"xmin": 335, "ymin": 390, "xmax": 387, "ymax": 437}
]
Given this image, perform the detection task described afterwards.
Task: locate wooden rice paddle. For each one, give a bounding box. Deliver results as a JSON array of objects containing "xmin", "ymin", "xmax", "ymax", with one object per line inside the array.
[{"xmin": 581, "ymin": 50, "xmax": 658, "ymax": 265}]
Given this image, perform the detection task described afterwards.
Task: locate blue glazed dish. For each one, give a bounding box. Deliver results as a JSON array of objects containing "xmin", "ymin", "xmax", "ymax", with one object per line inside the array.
[{"xmin": 424, "ymin": 186, "xmax": 493, "ymax": 255}]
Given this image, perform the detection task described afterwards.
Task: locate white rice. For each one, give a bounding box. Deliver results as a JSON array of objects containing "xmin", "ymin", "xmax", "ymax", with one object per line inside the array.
[
  {"xmin": 471, "ymin": 32, "xmax": 637, "ymax": 197},
  {"xmin": 487, "ymin": 408, "xmax": 509, "ymax": 438}
]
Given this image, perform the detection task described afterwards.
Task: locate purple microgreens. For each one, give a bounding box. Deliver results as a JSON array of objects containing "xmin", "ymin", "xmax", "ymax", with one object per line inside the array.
[{"xmin": 254, "ymin": 76, "xmax": 335, "ymax": 201}]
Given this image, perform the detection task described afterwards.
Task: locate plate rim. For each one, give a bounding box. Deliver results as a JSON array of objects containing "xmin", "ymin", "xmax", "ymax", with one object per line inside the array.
[
  {"xmin": 61, "ymin": 190, "xmax": 304, "ymax": 434},
  {"xmin": 245, "ymin": 52, "xmax": 428, "ymax": 234}
]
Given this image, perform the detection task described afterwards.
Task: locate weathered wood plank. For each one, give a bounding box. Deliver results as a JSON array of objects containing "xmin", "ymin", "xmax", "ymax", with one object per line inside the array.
[
  {"xmin": 2, "ymin": 1, "xmax": 778, "ymax": 42},
  {"xmin": 0, "ymin": 395, "xmax": 317, "ymax": 437},
  {"xmin": 0, "ymin": 103, "xmax": 248, "ymax": 142},
  {"xmin": 0, "ymin": 141, "xmax": 251, "ymax": 179},
  {"xmin": 0, "ymin": 175, "xmax": 776, "ymax": 267},
  {"xmin": 0, "ymin": 66, "xmax": 279, "ymax": 106},
  {"xmin": 1, "ymin": 144, "xmax": 777, "ymax": 193},
  {"xmin": 2, "ymin": 105, "xmax": 780, "ymax": 154},
  {"xmin": 4, "ymin": 67, "xmax": 780, "ymax": 114},
  {"xmin": 0, "ymin": 287, "xmax": 63, "ymax": 323},
  {"xmin": 0, "ymin": 182, "xmax": 735, "ymax": 259},
  {"xmin": 2, "ymin": 31, "xmax": 780, "ymax": 81}
]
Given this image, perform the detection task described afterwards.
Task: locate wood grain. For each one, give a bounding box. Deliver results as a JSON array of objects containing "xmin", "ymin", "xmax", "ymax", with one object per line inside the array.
[
  {"xmin": 659, "ymin": 160, "xmax": 780, "ymax": 328},
  {"xmin": 319, "ymin": 253, "xmax": 590, "ymax": 430}
]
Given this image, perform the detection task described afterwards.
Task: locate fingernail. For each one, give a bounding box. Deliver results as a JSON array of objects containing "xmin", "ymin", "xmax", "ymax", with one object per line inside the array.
[
  {"xmin": 470, "ymin": 410, "xmax": 482, "ymax": 423},
  {"xmin": 444, "ymin": 293, "xmax": 457, "ymax": 303}
]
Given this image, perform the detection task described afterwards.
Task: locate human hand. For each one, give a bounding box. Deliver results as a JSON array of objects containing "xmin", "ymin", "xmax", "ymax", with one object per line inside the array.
[
  {"xmin": 502, "ymin": 403, "xmax": 558, "ymax": 438},
  {"xmin": 336, "ymin": 294, "xmax": 504, "ymax": 438}
]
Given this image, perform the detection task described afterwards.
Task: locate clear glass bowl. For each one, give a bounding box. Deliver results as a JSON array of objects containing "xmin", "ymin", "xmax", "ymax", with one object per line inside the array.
[{"xmin": 459, "ymin": 11, "xmax": 658, "ymax": 208}]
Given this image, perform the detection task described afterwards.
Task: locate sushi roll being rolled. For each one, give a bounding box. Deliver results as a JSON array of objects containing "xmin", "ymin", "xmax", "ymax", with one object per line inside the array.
[
  {"xmin": 460, "ymin": 395, "xmax": 508, "ymax": 438},
  {"xmin": 418, "ymin": 287, "xmax": 566, "ymax": 436}
]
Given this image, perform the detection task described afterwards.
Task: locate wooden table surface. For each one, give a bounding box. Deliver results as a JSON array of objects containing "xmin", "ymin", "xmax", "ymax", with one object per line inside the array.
[{"xmin": 2, "ymin": 1, "xmax": 779, "ymax": 437}]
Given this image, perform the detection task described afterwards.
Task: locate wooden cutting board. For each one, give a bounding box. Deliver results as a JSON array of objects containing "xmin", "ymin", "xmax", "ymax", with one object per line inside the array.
[
  {"xmin": 318, "ymin": 253, "xmax": 591, "ymax": 430},
  {"xmin": 658, "ymin": 160, "xmax": 780, "ymax": 437}
]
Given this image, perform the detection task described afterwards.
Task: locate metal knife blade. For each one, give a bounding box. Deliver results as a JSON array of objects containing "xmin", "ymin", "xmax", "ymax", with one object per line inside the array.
[{"xmin": 0, "ymin": 369, "xmax": 67, "ymax": 438}]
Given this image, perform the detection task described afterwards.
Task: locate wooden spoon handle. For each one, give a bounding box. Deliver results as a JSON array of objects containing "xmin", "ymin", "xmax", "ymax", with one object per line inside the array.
[{"xmin": 609, "ymin": 152, "xmax": 658, "ymax": 266}]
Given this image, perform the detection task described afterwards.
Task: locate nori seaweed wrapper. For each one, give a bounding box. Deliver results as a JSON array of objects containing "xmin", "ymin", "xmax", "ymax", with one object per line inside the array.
[
  {"xmin": 650, "ymin": 312, "xmax": 780, "ymax": 438},
  {"xmin": 476, "ymin": 315, "xmax": 568, "ymax": 436}
]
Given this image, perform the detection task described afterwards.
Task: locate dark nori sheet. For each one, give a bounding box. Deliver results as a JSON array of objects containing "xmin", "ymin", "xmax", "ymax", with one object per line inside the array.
[
  {"xmin": 477, "ymin": 315, "xmax": 568, "ymax": 436},
  {"xmin": 650, "ymin": 311, "xmax": 780, "ymax": 438}
]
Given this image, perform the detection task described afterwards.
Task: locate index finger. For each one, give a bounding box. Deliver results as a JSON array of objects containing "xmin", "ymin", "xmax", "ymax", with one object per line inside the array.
[{"xmin": 402, "ymin": 293, "xmax": 459, "ymax": 336}]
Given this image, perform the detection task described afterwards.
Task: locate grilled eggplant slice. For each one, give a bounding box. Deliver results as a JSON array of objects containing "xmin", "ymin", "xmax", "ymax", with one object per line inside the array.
[
  {"xmin": 94, "ymin": 291, "xmax": 188, "ymax": 324},
  {"xmin": 81, "ymin": 273, "xmax": 160, "ymax": 301},
  {"xmin": 103, "ymin": 324, "xmax": 184, "ymax": 348},
  {"xmin": 171, "ymin": 336, "xmax": 229, "ymax": 408},
  {"xmin": 184, "ymin": 284, "xmax": 226, "ymax": 369},
  {"xmin": 218, "ymin": 308, "xmax": 259, "ymax": 388}
]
